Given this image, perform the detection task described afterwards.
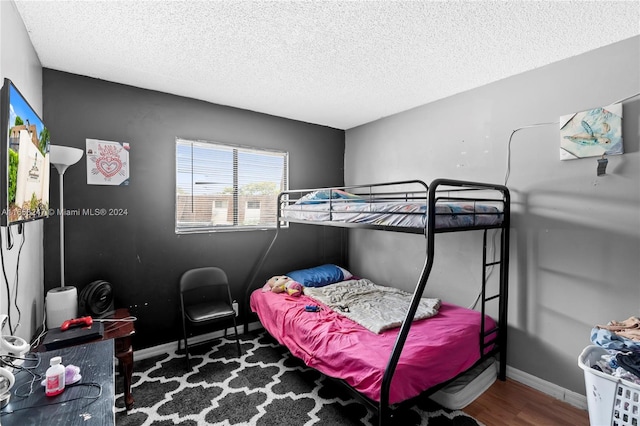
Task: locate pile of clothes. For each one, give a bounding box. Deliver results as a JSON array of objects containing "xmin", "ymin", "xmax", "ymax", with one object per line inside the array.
[{"xmin": 590, "ymin": 316, "xmax": 640, "ymax": 385}]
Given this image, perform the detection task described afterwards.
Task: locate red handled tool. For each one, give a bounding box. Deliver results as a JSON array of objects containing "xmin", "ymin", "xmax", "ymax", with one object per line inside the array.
[{"xmin": 60, "ymin": 316, "xmax": 93, "ymax": 331}]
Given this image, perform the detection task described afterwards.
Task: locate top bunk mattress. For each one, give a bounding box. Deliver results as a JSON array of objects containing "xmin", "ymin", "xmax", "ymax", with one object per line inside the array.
[
  {"xmin": 282, "ymin": 200, "xmax": 503, "ymax": 229},
  {"xmin": 250, "ymin": 285, "xmax": 496, "ymax": 405}
]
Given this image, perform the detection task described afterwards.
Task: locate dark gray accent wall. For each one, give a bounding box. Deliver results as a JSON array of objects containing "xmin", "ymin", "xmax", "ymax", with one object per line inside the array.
[{"xmin": 43, "ymin": 69, "xmax": 346, "ymax": 349}]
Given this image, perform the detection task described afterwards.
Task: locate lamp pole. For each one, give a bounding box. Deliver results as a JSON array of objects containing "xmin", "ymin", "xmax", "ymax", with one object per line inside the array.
[
  {"xmin": 58, "ymin": 168, "xmax": 66, "ymax": 287},
  {"xmin": 47, "ymin": 145, "xmax": 83, "ymax": 328}
]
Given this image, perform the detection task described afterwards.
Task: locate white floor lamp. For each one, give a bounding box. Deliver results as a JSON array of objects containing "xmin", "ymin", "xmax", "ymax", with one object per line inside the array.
[{"xmin": 46, "ymin": 145, "xmax": 84, "ymax": 329}]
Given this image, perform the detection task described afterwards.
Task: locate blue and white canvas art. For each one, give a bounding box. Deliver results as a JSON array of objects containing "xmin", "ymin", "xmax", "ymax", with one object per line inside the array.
[{"xmin": 559, "ymin": 103, "xmax": 623, "ymax": 160}]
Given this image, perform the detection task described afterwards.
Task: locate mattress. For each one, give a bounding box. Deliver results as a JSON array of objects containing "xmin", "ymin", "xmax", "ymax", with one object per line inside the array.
[
  {"xmin": 429, "ymin": 356, "xmax": 497, "ymax": 409},
  {"xmin": 281, "ymin": 200, "xmax": 503, "ymax": 229},
  {"xmin": 250, "ymin": 287, "xmax": 496, "ymax": 405}
]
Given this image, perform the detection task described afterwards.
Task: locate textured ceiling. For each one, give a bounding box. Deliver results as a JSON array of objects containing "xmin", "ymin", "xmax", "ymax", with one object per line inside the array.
[{"xmin": 13, "ymin": 1, "xmax": 640, "ymax": 130}]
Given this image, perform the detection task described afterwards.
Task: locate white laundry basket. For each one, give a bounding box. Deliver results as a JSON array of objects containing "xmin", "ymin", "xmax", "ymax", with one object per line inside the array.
[{"xmin": 578, "ymin": 345, "xmax": 640, "ymax": 426}]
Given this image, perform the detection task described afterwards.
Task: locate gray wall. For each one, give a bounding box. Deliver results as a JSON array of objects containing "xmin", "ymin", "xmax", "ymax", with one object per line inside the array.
[
  {"xmin": 42, "ymin": 69, "xmax": 346, "ymax": 349},
  {"xmin": 345, "ymin": 36, "xmax": 639, "ymax": 395},
  {"xmin": 0, "ymin": 0, "xmax": 45, "ymax": 343}
]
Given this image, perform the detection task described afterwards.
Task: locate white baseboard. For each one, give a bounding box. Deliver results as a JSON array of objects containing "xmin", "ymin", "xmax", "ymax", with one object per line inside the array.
[
  {"xmin": 131, "ymin": 324, "xmax": 588, "ymax": 412},
  {"xmin": 506, "ymin": 365, "xmax": 588, "ymax": 410},
  {"xmin": 133, "ymin": 321, "xmax": 262, "ymax": 362}
]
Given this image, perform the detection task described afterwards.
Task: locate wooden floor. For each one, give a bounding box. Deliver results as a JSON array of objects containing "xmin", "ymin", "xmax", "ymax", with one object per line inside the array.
[{"xmin": 464, "ymin": 379, "xmax": 590, "ymax": 426}]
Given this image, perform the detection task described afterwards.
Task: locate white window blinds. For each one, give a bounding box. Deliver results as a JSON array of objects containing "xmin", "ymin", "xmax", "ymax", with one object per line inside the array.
[{"xmin": 176, "ymin": 138, "xmax": 288, "ymax": 233}]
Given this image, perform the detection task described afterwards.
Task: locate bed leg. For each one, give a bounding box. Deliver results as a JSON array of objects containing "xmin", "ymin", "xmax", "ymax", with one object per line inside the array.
[
  {"xmin": 499, "ymin": 351, "xmax": 507, "ymax": 381},
  {"xmin": 378, "ymin": 404, "xmax": 389, "ymax": 426}
]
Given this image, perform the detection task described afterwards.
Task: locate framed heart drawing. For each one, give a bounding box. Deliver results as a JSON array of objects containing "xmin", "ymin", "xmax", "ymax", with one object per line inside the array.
[{"xmin": 86, "ymin": 139, "xmax": 130, "ymax": 185}]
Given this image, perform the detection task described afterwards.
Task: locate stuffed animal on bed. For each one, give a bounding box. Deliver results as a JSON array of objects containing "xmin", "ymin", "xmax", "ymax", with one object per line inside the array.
[{"xmin": 262, "ymin": 275, "xmax": 303, "ymax": 297}]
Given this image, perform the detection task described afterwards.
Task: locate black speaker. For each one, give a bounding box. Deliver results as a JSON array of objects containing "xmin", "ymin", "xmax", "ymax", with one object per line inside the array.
[{"xmin": 79, "ymin": 280, "xmax": 115, "ymax": 318}]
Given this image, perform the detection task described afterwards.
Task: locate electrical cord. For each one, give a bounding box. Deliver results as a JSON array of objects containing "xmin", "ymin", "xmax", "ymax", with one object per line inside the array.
[
  {"xmin": 1, "ymin": 352, "xmax": 42, "ymax": 400},
  {"xmin": 1, "ymin": 352, "xmax": 41, "ymax": 368},
  {"xmin": 0, "ymin": 352, "xmax": 102, "ymax": 413},
  {"xmin": 0, "ymin": 223, "xmax": 26, "ymax": 335},
  {"xmin": 0, "ymin": 228, "xmax": 14, "ymax": 333},
  {"xmin": 1, "ymin": 382, "xmax": 103, "ymax": 415},
  {"xmin": 504, "ymin": 121, "xmax": 559, "ymax": 186},
  {"xmin": 5, "ymin": 226, "xmax": 13, "ymax": 251},
  {"xmin": 94, "ymin": 316, "xmax": 138, "ymax": 334},
  {"xmin": 10, "ymin": 368, "xmax": 42, "ymax": 399},
  {"xmin": 93, "ymin": 316, "xmax": 137, "ymax": 323},
  {"xmin": 29, "ymin": 314, "xmax": 48, "ymax": 350},
  {"xmin": 11, "ymin": 227, "xmax": 26, "ymax": 335}
]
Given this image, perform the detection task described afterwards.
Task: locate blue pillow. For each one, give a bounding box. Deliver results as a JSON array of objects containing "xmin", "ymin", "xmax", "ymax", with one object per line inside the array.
[
  {"xmin": 297, "ymin": 189, "xmax": 364, "ymax": 205},
  {"xmin": 287, "ymin": 264, "xmax": 353, "ymax": 288}
]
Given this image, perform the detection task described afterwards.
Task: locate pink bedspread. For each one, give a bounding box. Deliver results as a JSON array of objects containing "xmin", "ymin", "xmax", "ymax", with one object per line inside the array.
[{"xmin": 250, "ymin": 289, "xmax": 496, "ymax": 404}]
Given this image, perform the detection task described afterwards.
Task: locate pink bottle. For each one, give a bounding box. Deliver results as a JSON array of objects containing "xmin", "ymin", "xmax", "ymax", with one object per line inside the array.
[{"xmin": 45, "ymin": 356, "xmax": 65, "ymax": 397}]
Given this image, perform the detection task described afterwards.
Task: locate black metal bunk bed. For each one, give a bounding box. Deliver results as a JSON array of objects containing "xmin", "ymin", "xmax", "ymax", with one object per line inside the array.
[{"xmin": 243, "ymin": 178, "xmax": 510, "ymax": 425}]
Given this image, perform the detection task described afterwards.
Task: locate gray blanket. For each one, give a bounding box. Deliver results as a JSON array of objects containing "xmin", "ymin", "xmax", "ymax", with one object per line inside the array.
[{"xmin": 303, "ymin": 278, "xmax": 441, "ymax": 333}]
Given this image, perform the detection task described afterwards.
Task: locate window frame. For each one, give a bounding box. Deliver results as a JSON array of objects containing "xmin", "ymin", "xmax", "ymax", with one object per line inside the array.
[{"xmin": 175, "ymin": 137, "xmax": 288, "ymax": 234}]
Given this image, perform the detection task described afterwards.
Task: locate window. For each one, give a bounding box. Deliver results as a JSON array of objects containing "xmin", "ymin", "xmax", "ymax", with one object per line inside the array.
[{"xmin": 176, "ymin": 138, "xmax": 288, "ymax": 233}]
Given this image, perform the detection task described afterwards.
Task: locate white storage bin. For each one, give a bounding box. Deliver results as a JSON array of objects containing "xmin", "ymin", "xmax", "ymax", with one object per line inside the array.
[{"xmin": 578, "ymin": 345, "xmax": 640, "ymax": 426}]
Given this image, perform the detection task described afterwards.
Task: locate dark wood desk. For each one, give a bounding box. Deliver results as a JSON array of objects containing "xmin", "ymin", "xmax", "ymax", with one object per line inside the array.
[
  {"xmin": 36, "ymin": 308, "xmax": 136, "ymax": 410},
  {"xmin": 2, "ymin": 339, "xmax": 114, "ymax": 425}
]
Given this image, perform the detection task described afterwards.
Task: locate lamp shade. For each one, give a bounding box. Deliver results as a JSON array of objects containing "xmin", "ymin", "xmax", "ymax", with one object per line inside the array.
[{"xmin": 50, "ymin": 145, "xmax": 83, "ymax": 174}]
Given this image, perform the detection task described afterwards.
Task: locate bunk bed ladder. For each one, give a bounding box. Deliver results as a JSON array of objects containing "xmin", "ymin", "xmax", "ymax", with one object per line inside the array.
[{"xmin": 479, "ymin": 227, "xmax": 507, "ymax": 380}]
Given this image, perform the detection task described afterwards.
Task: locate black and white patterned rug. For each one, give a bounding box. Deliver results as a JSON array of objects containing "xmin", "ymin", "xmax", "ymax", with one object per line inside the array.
[{"xmin": 115, "ymin": 331, "xmax": 481, "ymax": 426}]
